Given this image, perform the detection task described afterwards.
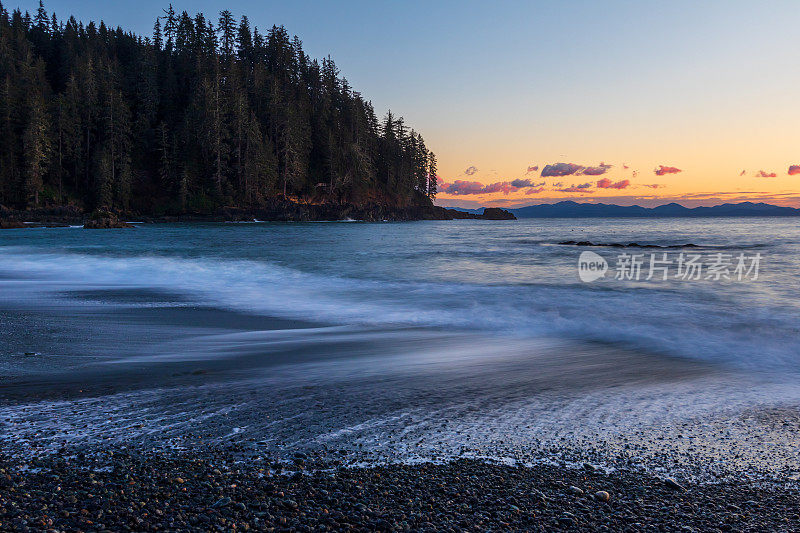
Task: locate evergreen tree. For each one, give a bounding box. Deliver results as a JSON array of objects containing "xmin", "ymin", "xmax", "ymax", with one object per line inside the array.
[
  {"xmin": 0, "ymin": 3, "xmax": 436, "ymax": 213},
  {"xmin": 22, "ymin": 82, "xmax": 49, "ymax": 207},
  {"xmin": 217, "ymin": 10, "xmax": 235, "ymax": 58},
  {"xmin": 427, "ymin": 152, "xmax": 438, "ymax": 199},
  {"xmin": 152, "ymin": 17, "xmax": 162, "ymax": 50}
]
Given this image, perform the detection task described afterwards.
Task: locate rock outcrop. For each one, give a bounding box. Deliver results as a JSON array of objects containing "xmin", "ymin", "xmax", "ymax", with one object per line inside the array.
[
  {"xmin": 481, "ymin": 208, "xmax": 516, "ymax": 220},
  {"xmin": 84, "ymin": 209, "xmax": 134, "ymax": 229},
  {"xmin": 1, "ymin": 200, "xmax": 515, "ymax": 225},
  {"xmin": 441, "ymin": 208, "xmax": 516, "ymax": 220},
  {"xmin": 0, "ymin": 219, "xmax": 25, "ymax": 229}
]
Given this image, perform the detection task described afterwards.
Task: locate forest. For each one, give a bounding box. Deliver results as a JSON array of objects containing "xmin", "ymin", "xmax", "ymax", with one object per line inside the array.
[{"xmin": 0, "ymin": 2, "xmax": 438, "ymax": 215}]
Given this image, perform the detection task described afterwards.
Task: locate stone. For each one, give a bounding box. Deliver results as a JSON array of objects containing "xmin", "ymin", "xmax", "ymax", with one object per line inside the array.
[
  {"xmin": 0, "ymin": 219, "xmax": 25, "ymax": 229},
  {"xmin": 84, "ymin": 209, "xmax": 133, "ymax": 229},
  {"xmin": 594, "ymin": 491, "xmax": 610, "ymax": 502},
  {"xmin": 664, "ymin": 478, "xmax": 685, "ymax": 491}
]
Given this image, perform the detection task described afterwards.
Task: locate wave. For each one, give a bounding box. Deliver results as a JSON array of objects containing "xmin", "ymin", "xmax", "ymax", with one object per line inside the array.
[
  {"xmin": 555, "ymin": 241, "xmax": 772, "ymax": 250},
  {"xmin": 0, "ymin": 246, "xmax": 797, "ymax": 372}
]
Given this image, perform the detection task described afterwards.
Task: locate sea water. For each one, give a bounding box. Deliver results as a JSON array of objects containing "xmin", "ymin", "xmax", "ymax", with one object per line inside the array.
[{"xmin": 1, "ymin": 218, "xmax": 799, "ymax": 478}]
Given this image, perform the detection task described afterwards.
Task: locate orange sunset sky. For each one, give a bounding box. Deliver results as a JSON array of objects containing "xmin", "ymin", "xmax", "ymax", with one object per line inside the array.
[{"xmin": 399, "ymin": 2, "xmax": 800, "ymax": 210}]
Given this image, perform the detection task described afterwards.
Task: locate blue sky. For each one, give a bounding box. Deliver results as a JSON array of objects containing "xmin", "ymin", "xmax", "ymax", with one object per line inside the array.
[{"xmin": 13, "ymin": 1, "xmax": 800, "ymax": 207}]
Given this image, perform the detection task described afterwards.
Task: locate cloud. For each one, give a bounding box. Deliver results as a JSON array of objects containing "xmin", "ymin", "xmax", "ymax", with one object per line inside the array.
[
  {"xmin": 654, "ymin": 165, "xmax": 682, "ymax": 176},
  {"xmin": 556, "ymin": 182, "xmax": 593, "ymax": 193},
  {"xmin": 464, "ymin": 166, "xmax": 478, "ymax": 176},
  {"xmin": 526, "ymin": 165, "xmax": 539, "ymax": 173},
  {"xmin": 558, "ymin": 187, "xmax": 595, "ymax": 193},
  {"xmin": 482, "ymin": 182, "xmax": 519, "ymax": 194},
  {"xmin": 739, "ymin": 170, "xmax": 746, "ymax": 176},
  {"xmin": 755, "ymin": 170, "xmax": 776, "ymax": 178},
  {"xmin": 440, "ymin": 179, "xmax": 524, "ymax": 195},
  {"xmin": 541, "ymin": 162, "xmax": 584, "ymax": 177},
  {"xmin": 623, "ymin": 164, "xmax": 629, "ymax": 170},
  {"xmin": 541, "ymin": 162, "xmax": 612, "ymax": 177},
  {"xmin": 440, "ymin": 177, "xmax": 552, "ymax": 196},
  {"xmin": 596, "ymin": 178, "xmax": 631, "ymax": 189},
  {"xmin": 581, "ymin": 163, "xmax": 612, "ymax": 176},
  {"xmin": 643, "ymin": 183, "xmax": 665, "ymax": 189},
  {"xmin": 525, "ymin": 187, "xmax": 546, "ymax": 195},
  {"xmin": 510, "ymin": 178, "xmax": 545, "ymax": 188},
  {"xmin": 789, "ymin": 165, "xmax": 800, "ymax": 175},
  {"xmin": 437, "ymin": 192, "xmax": 800, "ymax": 210},
  {"xmin": 440, "ymin": 180, "xmax": 483, "ymax": 195}
]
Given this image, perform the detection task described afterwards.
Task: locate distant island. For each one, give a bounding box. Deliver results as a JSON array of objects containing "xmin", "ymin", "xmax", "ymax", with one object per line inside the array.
[
  {"xmin": 449, "ymin": 201, "xmax": 800, "ymax": 218},
  {"xmin": 0, "ymin": 3, "xmax": 478, "ymax": 223}
]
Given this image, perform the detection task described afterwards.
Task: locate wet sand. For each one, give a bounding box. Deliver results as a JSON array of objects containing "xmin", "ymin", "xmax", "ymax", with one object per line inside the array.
[{"xmin": 3, "ymin": 298, "xmax": 800, "ymax": 481}]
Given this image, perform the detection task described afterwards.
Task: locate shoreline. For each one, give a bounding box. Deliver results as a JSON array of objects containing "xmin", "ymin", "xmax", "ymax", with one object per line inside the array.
[
  {"xmin": 0, "ymin": 203, "xmax": 515, "ymax": 227},
  {"xmin": 1, "ymin": 449, "xmax": 798, "ymax": 532},
  {"xmin": 3, "ymin": 220, "xmax": 800, "ymax": 530}
]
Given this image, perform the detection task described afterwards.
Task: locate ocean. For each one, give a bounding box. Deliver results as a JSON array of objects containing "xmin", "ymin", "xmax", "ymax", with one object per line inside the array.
[{"xmin": 1, "ymin": 218, "xmax": 799, "ymax": 480}]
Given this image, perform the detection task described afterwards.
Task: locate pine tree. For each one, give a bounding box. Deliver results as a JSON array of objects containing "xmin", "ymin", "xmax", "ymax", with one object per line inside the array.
[
  {"xmin": 34, "ymin": 0, "xmax": 47, "ymax": 31},
  {"xmin": 282, "ymin": 101, "xmax": 309, "ymax": 197},
  {"xmin": 0, "ymin": 4, "xmax": 435, "ymax": 213},
  {"xmin": 217, "ymin": 10, "xmax": 235, "ymax": 59},
  {"xmin": 53, "ymin": 95, "xmax": 64, "ymax": 202},
  {"xmin": 22, "ymin": 87, "xmax": 49, "ymax": 207},
  {"xmin": 162, "ymin": 4, "xmax": 176, "ymax": 51},
  {"xmin": 236, "ymin": 15, "xmax": 252, "ymax": 63},
  {"xmin": 152, "ymin": 18, "xmax": 162, "ymax": 50},
  {"xmin": 427, "ymin": 152, "xmax": 437, "ymax": 199},
  {"xmin": 0, "ymin": 75, "xmax": 17, "ymax": 206},
  {"xmin": 157, "ymin": 122, "xmax": 173, "ymax": 191}
]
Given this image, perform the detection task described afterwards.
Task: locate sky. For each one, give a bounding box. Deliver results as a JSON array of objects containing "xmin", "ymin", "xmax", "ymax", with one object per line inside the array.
[{"xmin": 15, "ymin": 0, "xmax": 800, "ymax": 208}]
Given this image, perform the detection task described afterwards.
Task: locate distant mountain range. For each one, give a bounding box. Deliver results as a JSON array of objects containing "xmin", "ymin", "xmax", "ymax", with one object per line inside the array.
[{"xmin": 447, "ymin": 201, "xmax": 800, "ymax": 218}]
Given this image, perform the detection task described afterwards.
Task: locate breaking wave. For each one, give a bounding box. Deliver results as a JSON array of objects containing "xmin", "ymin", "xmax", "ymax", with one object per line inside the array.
[{"xmin": 0, "ymin": 244, "xmax": 798, "ymax": 372}]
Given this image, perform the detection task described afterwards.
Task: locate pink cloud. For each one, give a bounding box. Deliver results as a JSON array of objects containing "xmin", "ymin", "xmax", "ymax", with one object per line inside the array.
[
  {"xmin": 739, "ymin": 170, "xmax": 746, "ymax": 176},
  {"xmin": 788, "ymin": 165, "xmax": 800, "ymax": 175},
  {"xmin": 541, "ymin": 163, "xmax": 584, "ymax": 177},
  {"xmin": 581, "ymin": 163, "xmax": 612, "ymax": 176},
  {"xmin": 643, "ymin": 184, "xmax": 665, "ymax": 189},
  {"xmin": 755, "ymin": 170, "xmax": 777, "ymax": 178},
  {"xmin": 511, "ymin": 178, "xmax": 544, "ymax": 188},
  {"xmin": 526, "ymin": 165, "xmax": 539, "ymax": 173},
  {"xmin": 440, "ymin": 179, "xmax": 521, "ymax": 195},
  {"xmin": 541, "ymin": 162, "xmax": 611, "ymax": 177},
  {"xmin": 463, "ymin": 166, "xmax": 478, "ymax": 176},
  {"xmin": 525, "ymin": 187, "xmax": 546, "ymax": 195},
  {"xmin": 654, "ymin": 165, "xmax": 681, "ymax": 176},
  {"xmin": 483, "ymin": 182, "xmax": 518, "ymax": 194},
  {"xmin": 556, "ymin": 183, "xmax": 593, "ymax": 193},
  {"xmin": 441, "ymin": 180, "xmax": 483, "ymax": 195},
  {"xmin": 597, "ymin": 178, "xmax": 631, "ymax": 189}
]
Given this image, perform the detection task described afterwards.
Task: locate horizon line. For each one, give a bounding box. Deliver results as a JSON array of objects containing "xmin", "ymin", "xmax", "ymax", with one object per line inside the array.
[{"xmin": 436, "ymin": 199, "xmax": 799, "ymax": 211}]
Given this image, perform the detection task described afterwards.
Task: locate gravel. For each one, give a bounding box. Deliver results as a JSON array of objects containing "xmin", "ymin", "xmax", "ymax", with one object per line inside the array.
[{"xmin": 1, "ymin": 449, "xmax": 798, "ymax": 532}]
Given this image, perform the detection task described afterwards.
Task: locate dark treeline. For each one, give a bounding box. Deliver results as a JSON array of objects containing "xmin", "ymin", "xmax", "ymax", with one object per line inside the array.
[{"xmin": 0, "ymin": 2, "xmax": 438, "ymax": 214}]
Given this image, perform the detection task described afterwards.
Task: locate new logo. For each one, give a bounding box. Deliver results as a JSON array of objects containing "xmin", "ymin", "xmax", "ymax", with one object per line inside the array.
[{"xmin": 578, "ymin": 251, "xmax": 608, "ymax": 282}]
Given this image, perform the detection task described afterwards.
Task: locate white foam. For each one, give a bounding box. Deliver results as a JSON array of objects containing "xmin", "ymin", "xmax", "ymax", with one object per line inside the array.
[{"xmin": 0, "ymin": 246, "xmax": 798, "ymax": 372}]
